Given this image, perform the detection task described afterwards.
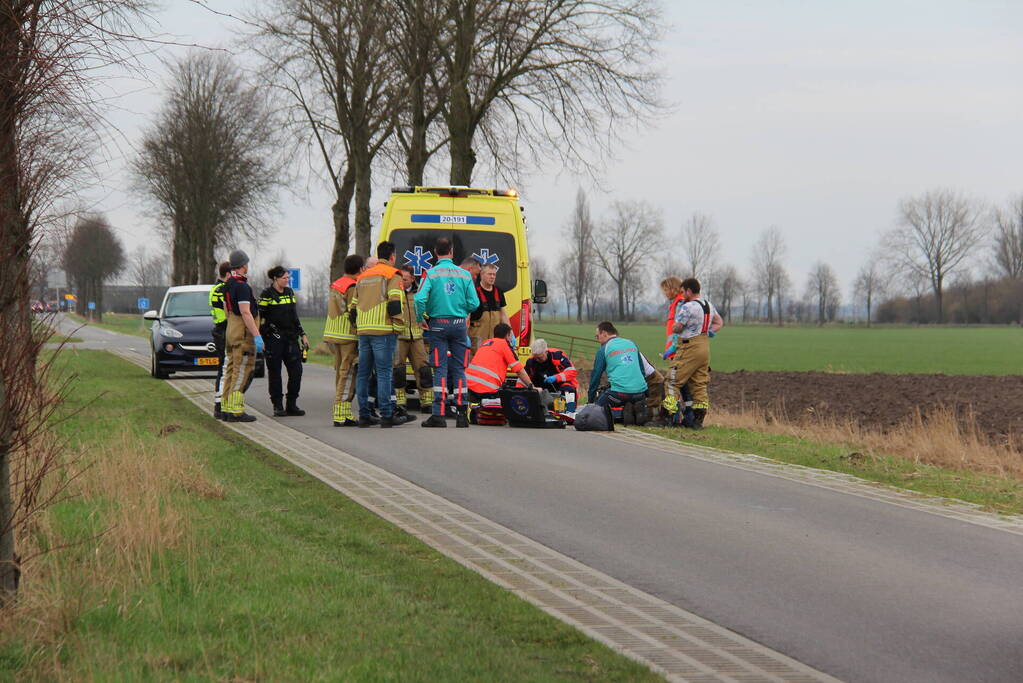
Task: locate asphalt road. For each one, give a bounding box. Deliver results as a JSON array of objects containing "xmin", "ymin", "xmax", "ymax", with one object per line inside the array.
[{"xmin": 59, "ymin": 315, "xmax": 1023, "ymax": 683}]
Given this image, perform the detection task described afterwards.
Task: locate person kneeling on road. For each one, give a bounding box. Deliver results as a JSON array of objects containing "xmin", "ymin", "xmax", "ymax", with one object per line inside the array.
[
  {"xmin": 461, "ymin": 323, "xmax": 535, "ymax": 414},
  {"xmin": 524, "ymin": 338, "xmax": 578, "ymax": 410},
  {"xmin": 588, "ymin": 321, "xmax": 649, "ymax": 425},
  {"xmin": 259, "ymin": 265, "xmax": 309, "ymax": 417}
]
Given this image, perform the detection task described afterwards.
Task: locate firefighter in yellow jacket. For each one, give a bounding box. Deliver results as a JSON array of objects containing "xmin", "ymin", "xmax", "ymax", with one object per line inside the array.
[
  {"xmin": 394, "ymin": 265, "xmax": 433, "ymax": 415},
  {"xmin": 220, "ymin": 249, "xmax": 263, "ymax": 422},
  {"xmin": 351, "ymin": 242, "xmax": 416, "ymax": 428},
  {"xmin": 324, "ymin": 254, "xmax": 364, "ymax": 426}
]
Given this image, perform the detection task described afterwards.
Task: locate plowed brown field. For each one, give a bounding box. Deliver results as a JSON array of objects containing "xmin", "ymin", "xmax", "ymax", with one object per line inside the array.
[{"xmin": 710, "ymin": 371, "xmax": 1023, "ymax": 444}]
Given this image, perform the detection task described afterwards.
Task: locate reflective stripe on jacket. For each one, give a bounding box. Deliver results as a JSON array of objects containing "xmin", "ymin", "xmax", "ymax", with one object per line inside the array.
[
  {"xmin": 324, "ymin": 276, "xmax": 357, "ymax": 342},
  {"xmin": 466, "ymin": 337, "xmax": 522, "ymax": 394},
  {"xmin": 209, "ymin": 281, "xmax": 227, "ymax": 325},
  {"xmin": 397, "ymin": 290, "xmax": 423, "ymax": 340},
  {"xmin": 352, "ymin": 263, "xmax": 404, "ymax": 335}
]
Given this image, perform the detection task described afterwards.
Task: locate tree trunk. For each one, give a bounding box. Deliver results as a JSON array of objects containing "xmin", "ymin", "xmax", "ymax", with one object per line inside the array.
[
  {"xmin": 447, "ymin": 0, "xmax": 476, "ymax": 185},
  {"xmin": 353, "ymin": 145, "xmax": 373, "ymax": 257},
  {"xmin": 0, "ymin": 14, "xmax": 24, "ymax": 597},
  {"xmin": 617, "ymin": 280, "xmax": 625, "ymax": 320},
  {"xmin": 329, "ymin": 165, "xmax": 356, "ymax": 281}
]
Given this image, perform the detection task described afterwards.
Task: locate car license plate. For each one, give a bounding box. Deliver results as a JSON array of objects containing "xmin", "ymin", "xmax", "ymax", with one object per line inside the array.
[{"xmin": 195, "ymin": 357, "xmax": 219, "ymax": 366}]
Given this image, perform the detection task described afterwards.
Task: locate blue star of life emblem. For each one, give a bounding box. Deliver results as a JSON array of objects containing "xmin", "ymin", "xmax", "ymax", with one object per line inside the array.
[
  {"xmin": 621, "ymin": 354, "xmax": 634, "ymax": 364},
  {"xmin": 404, "ymin": 246, "xmax": 433, "ymax": 276},
  {"xmin": 444, "ymin": 281, "xmax": 456, "ymax": 295},
  {"xmin": 472, "ymin": 248, "xmax": 500, "ymax": 266}
]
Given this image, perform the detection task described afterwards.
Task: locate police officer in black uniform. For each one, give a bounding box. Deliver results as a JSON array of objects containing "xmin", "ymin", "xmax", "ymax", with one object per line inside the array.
[{"xmin": 258, "ymin": 265, "xmax": 309, "ymax": 417}]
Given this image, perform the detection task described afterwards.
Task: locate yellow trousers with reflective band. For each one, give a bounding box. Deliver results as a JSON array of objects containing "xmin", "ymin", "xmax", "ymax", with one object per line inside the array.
[
  {"xmin": 669, "ymin": 334, "xmax": 710, "ymax": 410},
  {"xmin": 330, "ymin": 341, "xmax": 358, "ymax": 422},
  {"xmin": 394, "ymin": 338, "xmax": 431, "ymax": 406},
  {"xmin": 222, "ymin": 343, "xmax": 256, "ymax": 415}
]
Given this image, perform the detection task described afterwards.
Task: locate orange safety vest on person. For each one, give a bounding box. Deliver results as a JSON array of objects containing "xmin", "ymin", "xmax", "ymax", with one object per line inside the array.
[
  {"xmin": 465, "ymin": 337, "xmax": 523, "ymax": 394},
  {"xmin": 664, "ymin": 293, "xmax": 685, "ymax": 359}
]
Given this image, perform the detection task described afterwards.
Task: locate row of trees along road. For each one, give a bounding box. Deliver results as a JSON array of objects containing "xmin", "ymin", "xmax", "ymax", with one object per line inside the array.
[
  {"xmin": 250, "ymin": 0, "xmax": 664, "ymax": 280},
  {"xmin": 553, "ymin": 188, "xmax": 1023, "ymax": 325},
  {"xmin": 0, "ymin": 1, "xmax": 146, "ymax": 606}
]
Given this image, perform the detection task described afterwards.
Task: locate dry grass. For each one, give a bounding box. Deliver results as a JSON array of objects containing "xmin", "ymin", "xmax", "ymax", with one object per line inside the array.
[
  {"xmin": 0, "ymin": 429, "xmax": 223, "ymax": 661},
  {"xmin": 710, "ymin": 403, "xmax": 1023, "ymax": 480}
]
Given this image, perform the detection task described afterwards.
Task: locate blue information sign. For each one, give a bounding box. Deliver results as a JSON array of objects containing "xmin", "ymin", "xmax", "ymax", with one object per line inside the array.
[
  {"xmin": 87, "ymin": 301, "xmax": 96, "ymax": 310},
  {"xmin": 137, "ymin": 297, "xmax": 149, "ymax": 310},
  {"xmin": 288, "ymin": 267, "xmax": 301, "ymax": 291}
]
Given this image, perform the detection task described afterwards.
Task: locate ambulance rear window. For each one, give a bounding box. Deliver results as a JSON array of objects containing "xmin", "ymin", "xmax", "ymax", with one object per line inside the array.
[{"xmin": 389, "ymin": 229, "xmax": 517, "ymax": 292}]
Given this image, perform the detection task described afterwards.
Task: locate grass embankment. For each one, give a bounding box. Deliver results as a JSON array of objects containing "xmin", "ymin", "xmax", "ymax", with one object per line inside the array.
[
  {"xmin": 0, "ymin": 350, "xmax": 657, "ymax": 681},
  {"xmin": 638, "ymin": 411, "xmax": 1023, "ymax": 515},
  {"xmin": 537, "ymin": 322, "xmax": 1023, "ymax": 375},
  {"xmin": 68, "ymin": 312, "xmax": 150, "ymax": 339}
]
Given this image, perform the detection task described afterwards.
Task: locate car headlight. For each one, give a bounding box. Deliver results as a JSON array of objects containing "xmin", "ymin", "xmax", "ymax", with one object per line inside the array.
[{"xmin": 160, "ymin": 326, "xmax": 184, "ymax": 339}]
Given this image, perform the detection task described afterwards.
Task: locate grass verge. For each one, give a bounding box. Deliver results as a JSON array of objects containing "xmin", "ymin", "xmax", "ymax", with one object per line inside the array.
[
  {"xmin": 68, "ymin": 312, "xmax": 150, "ymax": 339},
  {"xmin": 639, "ymin": 407, "xmax": 1023, "ymax": 515},
  {"xmin": 1, "ymin": 349, "xmax": 657, "ymax": 681}
]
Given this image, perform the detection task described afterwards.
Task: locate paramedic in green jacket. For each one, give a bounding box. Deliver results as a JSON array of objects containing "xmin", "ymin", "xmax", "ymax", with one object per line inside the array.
[
  {"xmin": 414, "ymin": 237, "xmax": 480, "ymax": 428},
  {"xmin": 588, "ymin": 321, "xmax": 648, "ymax": 409}
]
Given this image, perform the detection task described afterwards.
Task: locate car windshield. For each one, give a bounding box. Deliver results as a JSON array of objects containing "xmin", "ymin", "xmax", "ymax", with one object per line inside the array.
[
  {"xmin": 388, "ymin": 228, "xmax": 517, "ymax": 292},
  {"xmin": 162, "ymin": 291, "xmax": 211, "ymax": 318}
]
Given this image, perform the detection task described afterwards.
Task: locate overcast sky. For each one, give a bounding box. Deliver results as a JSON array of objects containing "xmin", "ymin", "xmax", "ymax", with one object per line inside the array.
[{"xmin": 93, "ymin": 0, "xmax": 1023, "ymax": 303}]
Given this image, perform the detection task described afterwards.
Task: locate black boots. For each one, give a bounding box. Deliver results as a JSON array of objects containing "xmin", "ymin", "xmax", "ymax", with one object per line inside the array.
[
  {"xmin": 421, "ymin": 414, "xmax": 447, "ymax": 428},
  {"xmin": 272, "ymin": 398, "xmax": 305, "ymax": 417},
  {"xmin": 213, "ymin": 403, "xmax": 222, "ymax": 420},
  {"xmin": 692, "ymin": 408, "xmax": 707, "ymax": 430},
  {"xmin": 224, "ymin": 412, "xmax": 257, "ymax": 423},
  {"xmin": 455, "ymin": 407, "xmax": 469, "ymax": 428}
]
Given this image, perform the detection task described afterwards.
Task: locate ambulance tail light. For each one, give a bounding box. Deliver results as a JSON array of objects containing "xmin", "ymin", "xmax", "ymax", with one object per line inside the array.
[{"xmin": 509, "ymin": 299, "xmax": 531, "ymax": 347}]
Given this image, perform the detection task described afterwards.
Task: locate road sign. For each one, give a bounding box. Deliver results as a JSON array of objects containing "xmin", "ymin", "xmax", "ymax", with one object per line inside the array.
[
  {"xmin": 137, "ymin": 297, "xmax": 149, "ymax": 310},
  {"xmin": 87, "ymin": 301, "xmax": 96, "ymax": 310},
  {"xmin": 64, "ymin": 293, "xmax": 76, "ymax": 301},
  {"xmin": 288, "ymin": 267, "xmax": 301, "ymax": 291}
]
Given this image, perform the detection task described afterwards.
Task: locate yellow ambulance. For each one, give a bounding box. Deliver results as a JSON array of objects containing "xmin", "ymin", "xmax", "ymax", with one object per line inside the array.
[{"xmin": 379, "ymin": 185, "xmax": 547, "ymax": 365}]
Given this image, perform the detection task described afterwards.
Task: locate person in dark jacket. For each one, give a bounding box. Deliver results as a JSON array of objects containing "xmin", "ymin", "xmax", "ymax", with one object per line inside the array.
[{"xmin": 258, "ymin": 265, "xmax": 309, "ymax": 417}]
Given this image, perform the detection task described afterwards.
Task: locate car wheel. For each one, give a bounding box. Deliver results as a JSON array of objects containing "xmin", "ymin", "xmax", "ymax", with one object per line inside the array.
[{"xmin": 151, "ymin": 351, "xmax": 169, "ymax": 379}]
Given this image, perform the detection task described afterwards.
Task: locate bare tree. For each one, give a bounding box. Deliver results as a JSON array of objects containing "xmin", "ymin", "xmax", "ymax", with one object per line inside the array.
[
  {"xmin": 591, "ymin": 200, "xmax": 664, "ymax": 320},
  {"xmin": 993, "ymin": 195, "xmax": 1023, "ymax": 280},
  {"xmin": 805, "ymin": 261, "xmax": 841, "ymax": 324},
  {"xmin": 441, "ymin": 0, "xmax": 663, "ymax": 184},
  {"xmin": 133, "ymin": 51, "xmax": 285, "ymax": 285},
  {"xmin": 127, "ymin": 245, "xmax": 166, "ymax": 305},
  {"xmin": 853, "ymin": 258, "xmax": 884, "ymax": 326},
  {"xmin": 750, "ymin": 226, "xmax": 787, "ymax": 323},
  {"xmin": 711, "ymin": 264, "xmax": 741, "ymax": 322},
  {"xmin": 883, "ymin": 188, "xmax": 986, "ymax": 324},
  {"xmin": 680, "ymin": 212, "xmax": 720, "ymax": 279},
  {"xmin": 562, "ymin": 188, "xmax": 595, "ymax": 322},
  {"xmin": 63, "ymin": 215, "xmax": 125, "ymax": 321},
  {"xmin": 0, "ymin": 0, "xmax": 145, "ymax": 603},
  {"xmin": 253, "ymin": 0, "xmax": 399, "ymax": 265},
  {"xmin": 387, "ymin": 0, "xmax": 448, "ymax": 185}
]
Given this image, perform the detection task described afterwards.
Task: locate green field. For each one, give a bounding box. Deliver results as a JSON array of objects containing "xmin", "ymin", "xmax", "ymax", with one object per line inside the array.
[
  {"xmin": 535, "ymin": 322, "xmax": 1023, "ymax": 375},
  {"xmin": 72, "ymin": 314, "xmax": 1023, "ymax": 375},
  {"xmin": 1, "ymin": 350, "xmax": 655, "ymax": 680}
]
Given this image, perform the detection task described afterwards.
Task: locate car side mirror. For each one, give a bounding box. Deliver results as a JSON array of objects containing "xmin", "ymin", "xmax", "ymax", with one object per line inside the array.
[
  {"xmin": 532, "ymin": 279, "xmax": 548, "ymax": 305},
  {"xmin": 143, "ymin": 310, "xmax": 159, "ymax": 321}
]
